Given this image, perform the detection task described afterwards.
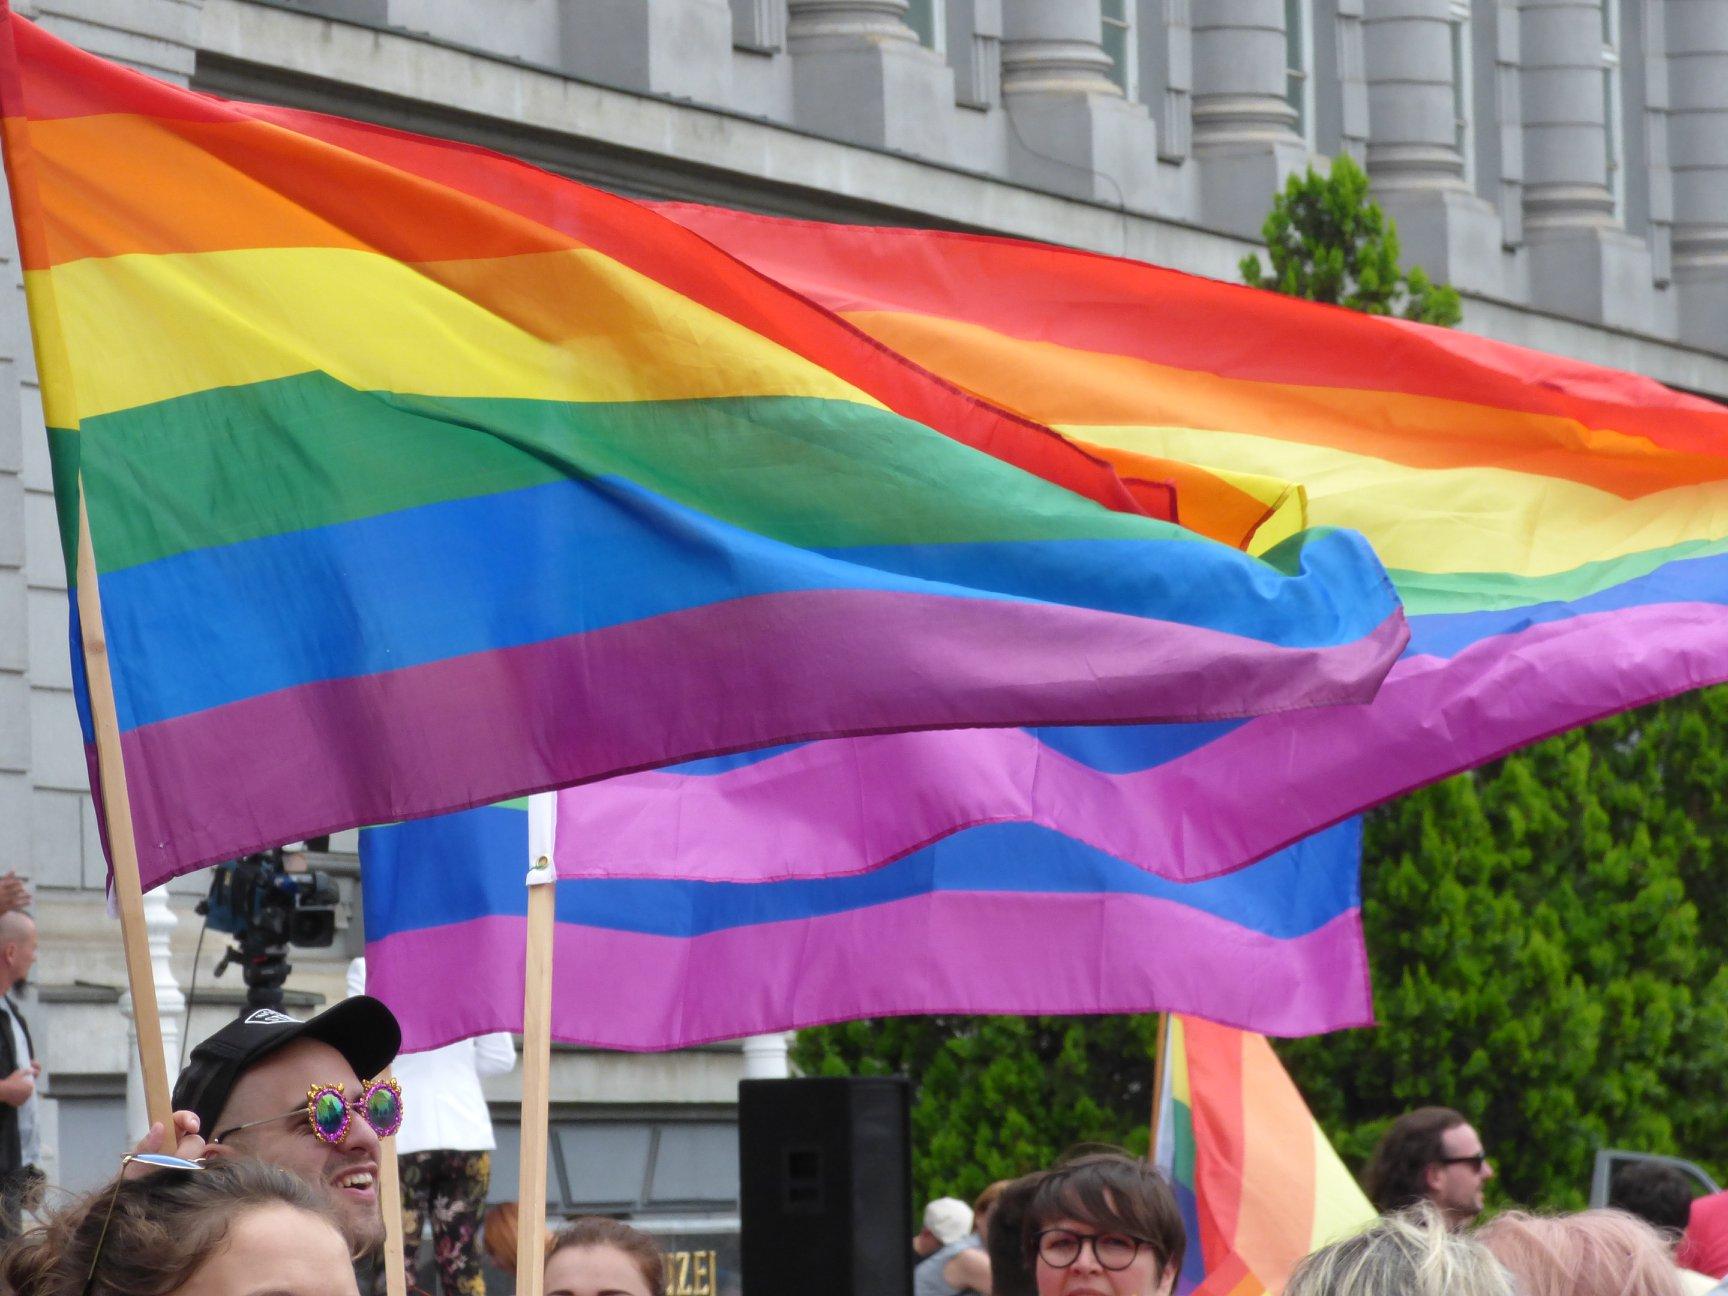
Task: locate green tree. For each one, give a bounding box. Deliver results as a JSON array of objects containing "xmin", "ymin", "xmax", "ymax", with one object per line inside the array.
[
  {"xmin": 1279, "ymin": 693, "xmax": 1728, "ymax": 1210},
  {"xmin": 791, "ymin": 1015, "xmax": 1159, "ymax": 1210},
  {"xmin": 1239, "ymin": 154, "xmax": 1463, "ymax": 326}
]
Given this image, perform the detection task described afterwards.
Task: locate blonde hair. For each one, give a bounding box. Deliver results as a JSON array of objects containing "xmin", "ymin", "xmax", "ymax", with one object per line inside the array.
[
  {"xmin": 1284, "ymin": 1205, "xmax": 1513, "ymax": 1296},
  {"xmin": 1476, "ymin": 1209, "xmax": 1686, "ymax": 1296}
]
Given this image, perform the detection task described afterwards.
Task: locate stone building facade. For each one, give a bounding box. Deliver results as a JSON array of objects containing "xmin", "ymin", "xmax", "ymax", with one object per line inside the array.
[{"xmin": 0, "ymin": 0, "xmax": 1725, "ymax": 1226}]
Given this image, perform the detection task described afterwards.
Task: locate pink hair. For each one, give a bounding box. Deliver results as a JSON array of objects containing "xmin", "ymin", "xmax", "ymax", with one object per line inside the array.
[{"xmin": 1476, "ymin": 1210, "xmax": 1685, "ymax": 1296}]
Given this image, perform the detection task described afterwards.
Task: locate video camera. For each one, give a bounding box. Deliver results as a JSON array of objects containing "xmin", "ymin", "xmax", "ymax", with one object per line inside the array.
[
  {"xmin": 197, "ymin": 848, "xmax": 340, "ymax": 1012},
  {"xmin": 201, "ymin": 850, "xmax": 339, "ymax": 948}
]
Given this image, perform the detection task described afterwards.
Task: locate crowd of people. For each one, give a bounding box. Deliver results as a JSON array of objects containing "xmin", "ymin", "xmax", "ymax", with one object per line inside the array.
[
  {"xmin": 0, "ymin": 972, "xmax": 1724, "ymax": 1295},
  {"xmin": 906, "ymin": 1107, "xmax": 1728, "ymax": 1296}
]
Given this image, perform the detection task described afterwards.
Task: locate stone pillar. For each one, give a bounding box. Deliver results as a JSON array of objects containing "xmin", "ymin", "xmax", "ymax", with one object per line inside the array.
[
  {"xmin": 1519, "ymin": 0, "xmax": 1652, "ymax": 327},
  {"xmin": 1362, "ymin": 0, "xmax": 1502, "ymax": 291},
  {"xmin": 559, "ymin": 0, "xmax": 736, "ymax": 106},
  {"xmin": 0, "ymin": 168, "xmax": 23, "ymax": 889},
  {"xmin": 741, "ymin": 1032, "xmax": 793, "ymax": 1080},
  {"xmin": 1190, "ymin": 0, "xmax": 1311, "ymax": 236},
  {"xmin": 785, "ymin": 0, "xmax": 956, "ymax": 162},
  {"xmin": 122, "ymin": 889, "xmax": 185, "ymax": 1140},
  {"xmin": 1667, "ymin": 0, "xmax": 1728, "ymax": 345},
  {"xmin": 997, "ymin": 0, "xmax": 1158, "ymax": 207}
]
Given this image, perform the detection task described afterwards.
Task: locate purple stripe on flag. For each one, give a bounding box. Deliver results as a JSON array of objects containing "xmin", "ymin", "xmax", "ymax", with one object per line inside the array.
[
  {"xmin": 555, "ymin": 601, "xmax": 1728, "ymax": 885},
  {"xmin": 368, "ymin": 895, "xmax": 1370, "ymax": 1054},
  {"xmin": 122, "ymin": 589, "xmax": 1407, "ymax": 890}
]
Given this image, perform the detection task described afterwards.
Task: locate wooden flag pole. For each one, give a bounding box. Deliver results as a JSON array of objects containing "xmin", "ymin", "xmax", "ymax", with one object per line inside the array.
[
  {"xmin": 75, "ymin": 486, "xmax": 175, "ymax": 1138},
  {"xmin": 517, "ymin": 795, "xmax": 558, "ymax": 1296},
  {"xmin": 1148, "ymin": 1012, "xmax": 1170, "ymax": 1155},
  {"xmin": 377, "ymin": 1064, "xmax": 407, "ymax": 1296}
]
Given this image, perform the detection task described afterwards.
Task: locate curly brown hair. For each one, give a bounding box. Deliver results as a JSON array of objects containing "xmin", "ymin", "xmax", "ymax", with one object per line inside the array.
[
  {"xmin": 547, "ymin": 1217, "xmax": 665, "ymax": 1294},
  {"xmin": 0, "ymin": 1157, "xmax": 342, "ymax": 1296},
  {"xmin": 1362, "ymin": 1107, "xmax": 1468, "ymax": 1214}
]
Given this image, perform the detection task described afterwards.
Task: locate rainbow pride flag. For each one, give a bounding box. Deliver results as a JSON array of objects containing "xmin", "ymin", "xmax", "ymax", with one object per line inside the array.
[
  {"xmin": 360, "ymin": 803, "xmax": 1368, "ymax": 1052},
  {"xmin": 0, "ymin": 12, "xmax": 1408, "ymax": 889},
  {"xmin": 1153, "ymin": 1015, "xmax": 1375, "ymax": 1295},
  {"xmin": 548, "ymin": 207, "xmax": 1728, "ymax": 887}
]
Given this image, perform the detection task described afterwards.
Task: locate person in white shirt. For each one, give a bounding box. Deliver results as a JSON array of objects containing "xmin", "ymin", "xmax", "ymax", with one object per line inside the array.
[{"xmin": 348, "ymin": 957, "xmax": 516, "ymax": 1296}]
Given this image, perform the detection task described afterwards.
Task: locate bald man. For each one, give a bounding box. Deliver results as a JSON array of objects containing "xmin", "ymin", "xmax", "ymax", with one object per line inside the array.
[{"xmin": 0, "ymin": 911, "xmax": 40, "ymax": 1240}]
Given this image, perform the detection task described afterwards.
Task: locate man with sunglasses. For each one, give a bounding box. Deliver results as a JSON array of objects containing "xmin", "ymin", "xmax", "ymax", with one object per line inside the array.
[
  {"xmin": 1362, "ymin": 1106, "xmax": 1495, "ymax": 1228},
  {"xmin": 162, "ymin": 995, "xmax": 404, "ymax": 1259}
]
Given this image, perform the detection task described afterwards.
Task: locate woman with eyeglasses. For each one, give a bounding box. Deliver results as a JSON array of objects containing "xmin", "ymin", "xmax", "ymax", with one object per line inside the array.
[
  {"xmin": 0, "ymin": 1157, "xmax": 356, "ymax": 1296},
  {"xmin": 1022, "ymin": 1153, "xmax": 1185, "ymax": 1296}
]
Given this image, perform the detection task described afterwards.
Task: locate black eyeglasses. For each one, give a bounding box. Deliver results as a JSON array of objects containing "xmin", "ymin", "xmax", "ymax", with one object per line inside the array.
[
  {"xmin": 83, "ymin": 1154, "xmax": 206, "ymax": 1296},
  {"xmin": 1035, "ymin": 1228, "xmax": 1151, "ymax": 1271},
  {"xmin": 1436, "ymin": 1154, "xmax": 1489, "ymax": 1172}
]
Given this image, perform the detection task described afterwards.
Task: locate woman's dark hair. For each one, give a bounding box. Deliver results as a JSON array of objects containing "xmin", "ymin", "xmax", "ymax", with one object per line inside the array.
[
  {"xmin": 548, "ymin": 1217, "xmax": 665, "ymax": 1294},
  {"xmin": 1609, "ymin": 1160, "xmax": 1696, "ymax": 1234},
  {"xmin": 1362, "ymin": 1107, "xmax": 1468, "ymax": 1214},
  {"xmin": 0, "ymin": 1157, "xmax": 341, "ymax": 1296},
  {"xmin": 1023, "ymin": 1152, "xmax": 1186, "ymax": 1278},
  {"xmin": 986, "ymin": 1172, "xmax": 1046, "ymax": 1296}
]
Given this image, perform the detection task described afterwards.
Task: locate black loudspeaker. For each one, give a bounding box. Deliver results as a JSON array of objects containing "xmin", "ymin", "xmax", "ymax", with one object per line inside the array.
[{"xmin": 739, "ymin": 1076, "xmax": 914, "ymax": 1296}]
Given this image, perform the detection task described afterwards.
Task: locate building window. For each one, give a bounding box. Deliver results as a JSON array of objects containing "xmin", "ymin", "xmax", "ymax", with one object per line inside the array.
[
  {"xmin": 1285, "ymin": 0, "xmax": 1314, "ymax": 145},
  {"xmin": 1102, "ymin": 0, "xmax": 1136, "ymax": 97},
  {"xmin": 1600, "ymin": 0, "xmax": 1624, "ymax": 219},
  {"xmin": 1449, "ymin": 0, "xmax": 1473, "ymax": 185},
  {"xmin": 906, "ymin": 0, "xmax": 945, "ymax": 53}
]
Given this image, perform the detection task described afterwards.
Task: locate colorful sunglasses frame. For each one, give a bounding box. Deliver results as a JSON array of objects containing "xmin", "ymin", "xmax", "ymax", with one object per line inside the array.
[{"xmin": 212, "ymin": 1075, "xmax": 403, "ymax": 1146}]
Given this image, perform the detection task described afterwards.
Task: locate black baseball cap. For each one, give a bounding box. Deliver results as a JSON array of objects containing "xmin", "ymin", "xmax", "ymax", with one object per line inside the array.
[{"xmin": 172, "ymin": 996, "xmax": 402, "ymax": 1136}]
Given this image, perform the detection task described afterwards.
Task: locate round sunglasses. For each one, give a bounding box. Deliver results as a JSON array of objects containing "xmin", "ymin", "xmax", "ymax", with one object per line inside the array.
[{"xmin": 212, "ymin": 1076, "xmax": 404, "ymax": 1146}]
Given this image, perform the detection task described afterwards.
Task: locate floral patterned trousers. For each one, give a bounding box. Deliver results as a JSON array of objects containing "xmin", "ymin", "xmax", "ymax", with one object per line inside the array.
[{"xmin": 379, "ymin": 1149, "xmax": 491, "ymax": 1296}]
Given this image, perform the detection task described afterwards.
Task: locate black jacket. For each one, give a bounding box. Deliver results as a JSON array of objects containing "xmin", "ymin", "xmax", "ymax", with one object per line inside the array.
[{"xmin": 0, "ymin": 996, "xmax": 35, "ymax": 1178}]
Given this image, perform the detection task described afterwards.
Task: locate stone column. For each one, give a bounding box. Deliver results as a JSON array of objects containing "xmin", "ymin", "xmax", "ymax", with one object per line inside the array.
[
  {"xmin": 1190, "ymin": 0, "xmax": 1310, "ymax": 235},
  {"xmin": 122, "ymin": 890, "xmax": 185, "ymax": 1140},
  {"xmin": 998, "ymin": 0, "xmax": 1158, "ymax": 206},
  {"xmin": 0, "ymin": 168, "xmax": 23, "ymax": 890},
  {"xmin": 1363, "ymin": 0, "xmax": 1502, "ymax": 291},
  {"xmin": 1519, "ymin": 0, "xmax": 1652, "ymax": 327},
  {"xmin": 785, "ymin": 0, "xmax": 956, "ymax": 162},
  {"xmin": 559, "ymin": 0, "xmax": 735, "ymax": 105},
  {"xmin": 741, "ymin": 1032, "xmax": 793, "ymax": 1080},
  {"xmin": 1667, "ymin": 0, "xmax": 1728, "ymax": 345}
]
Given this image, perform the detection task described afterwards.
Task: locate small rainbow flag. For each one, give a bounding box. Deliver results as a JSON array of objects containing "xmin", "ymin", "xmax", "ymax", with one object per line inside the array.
[
  {"xmin": 360, "ymin": 804, "xmax": 1369, "ymax": 1052},
  {"xmin": 1153, "ymin": 1015, "xmax": 1376, "ymax": 1295},
  {"xmin": 0, "ymin": 12, "xmax": 1407, "ymax": 888},
  {"xmin": 552, "ymin": 206, "xmax": 1728, "ymax": 888}
]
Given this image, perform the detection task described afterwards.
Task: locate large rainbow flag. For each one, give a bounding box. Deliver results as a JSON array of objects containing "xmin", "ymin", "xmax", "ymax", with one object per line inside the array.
[
  {"xmin": 1154, "ymin": 1014, "xmax": 1376, "ymax": 1294},
  {"xmin": 545, "ymin": 207, "xmax": 1728, "ymax": 887},
  {"xmin": 0, "ymin": 12, "xmax": 1409, "ymax": 889},
  {"xmin": 360, "ymin": 804, "xmax": 1369, "ymax": 1052}
]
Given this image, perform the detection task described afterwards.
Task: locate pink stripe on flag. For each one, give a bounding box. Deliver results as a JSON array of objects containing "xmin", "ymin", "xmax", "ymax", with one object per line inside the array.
[
  {"xmin": 367, "ymin": 895, "xmax": 1370, "ymax": 1054},
  {"xmin": 555, "ymin": 601, "xmax": 1728, "ymax": 884},
  {"xmin": 123, "ymin": 589, "xmax": 1406, "ymax": 890}
]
